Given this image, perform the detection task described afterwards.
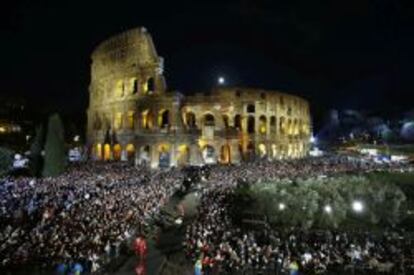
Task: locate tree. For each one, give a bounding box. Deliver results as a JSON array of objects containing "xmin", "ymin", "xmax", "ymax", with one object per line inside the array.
[
  {"xmin": 42, "ymin": 113, "xmax": 66, "ymax": 177},
  {"xmin": 29, "ymin": 124, "xmax": 45, "ymax": 177},
  {"xmin": 0, "ymin": 147, "xmax": 14, "ymax": 176}
]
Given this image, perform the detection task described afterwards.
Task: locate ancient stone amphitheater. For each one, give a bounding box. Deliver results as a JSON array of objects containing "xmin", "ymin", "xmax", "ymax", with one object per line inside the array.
[{"xmin": 87, "ymin": 27, "xmax": 311, "ymax": 168}]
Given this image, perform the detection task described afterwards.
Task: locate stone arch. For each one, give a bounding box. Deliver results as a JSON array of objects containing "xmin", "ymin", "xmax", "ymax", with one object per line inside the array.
[
  {"xmin": 140, "ymin": 145, "xmax": 151, "ymax": 164},
  {"xmin": 145, "ymin": 77, "xmax": 155, "ymax": 94},
  {"xmin": 204, "ymin": 113, "xmax": 215, "ymax": 127},
  {"xmin": 127, "ymin": 111, "xmax": 135, "ymax": 129},
  {"xmin": 185, "ymin": 111, "xmax": 197, "ymax": 128},
  {"xmin": 114, "ymin": 112, "xmax": 123, "ymax": 130},
  {"xmin": 177, "ymin": 144, "xmax": 190, "ymax": 166},
  {"xmin": 287, "ymin": 119, "xmax": 292, "ymax": 135},
  {"xmin": 259, "ymin": 115, "xmax": 267, "ymax": 135},
  {"xmin": 222, "ymin": 114, "xmax": 230, "ymax": 128},
  {"xmin": 126, "ymin": 144, "xmax": 135, "ymax": 161},
  {"xmin": 271, "ymin": 144, "xmax": 277, "ymax": 159},
  {"xmin": 258, "ymin": 143, "xmax": 266, "ymax": 158},
  {"xmin": 201, "ymin": 144, "xmax": 216, "ymax": 164},
  {"xmin": 130, "ymin": 78, "xmax": 138, "ymax": 94},
  {"xmin": 141, "ymin": 109, "xmax": 154, "ymax": 129},
  {"xmin": 103, "ymin": 144, "xmax": 111, "ymax": 161},
  {"xmin": 95, "ymin": 143, "xmax": 102, "ymax": 160},
  {"xmin": 220, "ymin": 144, "xmax": 231, "ymax": 164},
  {"xmin": 158, "ymin": 109, "xmax": 170, "ymax": 128},
  {"xmin": 113, "ymin": 144, "xmax": 122, "ymax": 161},
  {"xmin": 115, "ymin": 80, "xmax": 124, "ymax": 97},
  {"xmin": 247, "ymin": 116, "xmax": 255, "ymax": 134},
  {"xmin": 234, "ymin": 114, "xmax": 242, "ymax": 130},
  {"xmin": 279, "ymin": 116, "xmax": 286, "ymax": 135},
  {"xmin": 158, "ymin": 143, "xmax": 171, "ymax": 168},
  {"xmin": 270, "ymin": 116, "xmax": 276, "ymax": 134}
]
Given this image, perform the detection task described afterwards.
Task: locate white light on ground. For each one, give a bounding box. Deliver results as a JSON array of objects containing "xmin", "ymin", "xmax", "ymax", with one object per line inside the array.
[
  {"xmin": 324, "ymin": 205, "xmax": 332, "ymax": 214},
  {"xmin": 278, "ymin": 203, "xmax": 286, "ymax": 211},
  {"xmin": 352, "ymin": 201, "xmax": 364, "ymax": 213},
  {"xmin": 218, "ymin": 76, "xmax": 225, "ymax": 85}
]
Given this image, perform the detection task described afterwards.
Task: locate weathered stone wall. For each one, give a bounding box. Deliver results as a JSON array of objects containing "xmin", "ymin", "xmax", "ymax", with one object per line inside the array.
[{"xmin": 87, "ymin": 28, "xmax": 312, "ymax": 168}]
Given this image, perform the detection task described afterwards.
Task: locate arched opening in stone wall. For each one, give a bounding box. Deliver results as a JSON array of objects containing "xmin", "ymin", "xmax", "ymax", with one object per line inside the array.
[
  {"xmin": 158, "ymin": 143, "xmax": 171, "ymax": 168},
  {"xmin": 140, "ymin": 145, "xmax": 151, "ymax": 164},
  {"xmin": 142, "ymin": 110, "xmax": 154, "ymax": 129},
  {"xmin": 247, "ymin": 104, "xmax": 255, "ymax": 113},
  {"xmin": 271, "ymin": 144, "xmax": 277, "ymax": 159},
  {"xmin": 103, "ymin": 144, "xmax": 111, "ymax": 161},
  {"xmin": 177, "ymin": 144, "xmax": 190, "ymax": 166},
  {"xmin": 204, "ymin": 114, "xmax": 215, "ymax": 127},
  {"xmin": 126, "ymin": 144, "xmax": 135, "ymax": 161},
  {"xmin": 287, "ymin": 119, "xmax": 292, "ymax": 135},
  {"xmin": 259, "ymin": 115, "xmax": 267, "ymax": 135},
  {"xmin": 95, "ymin": 143, "xmax": 102, "ymax": 160},
  {"xmin": 279, "ymin": 116, "xmax": 286, "ymax": 134},
  {"xmin": 234, "ymin": 114, "xmax": 242, "ymax": 131},
  {"xmin": 202, "ymin": 145, "xmax": 216, "ymax": 164},
  {"xmin": 270, "ymin": 116, "xmax": 276, "ymax": 134},
  {"xmin": 146, "ymin": 77, "xmax": 155, "ymax": 94},
  {"xmin": 131, "ymin": 78, "xmax": 138, "ymax": 94},
  {"xmin": 185, "ymin": 112, "xmax": 196, "ymax": 129},
  {"xmin": 220, "ymin": 144, "xmax": 231, "ymax": 164},
  {"xmin": 158, "ymin": 109, "xmax": 170, "ymax": 128},
  {"xmin": 222, "ymin": 114, "xmax": 230, "ymax": 129},
  {"xmin": 113, "ymin": 144, "xmax": 122, "ymax": 161},
  {"xmin": 258, "ymin": 143, "xmax": 267, "ymax": 158},
  {"xmin": 247, "ymin": 116, "xmax": 255, "ymax": 134}
]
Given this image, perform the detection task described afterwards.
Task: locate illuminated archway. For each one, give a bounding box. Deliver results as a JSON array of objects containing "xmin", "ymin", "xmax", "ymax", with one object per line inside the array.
[
  {"xmin": 103, "ymin": 144, "xmax": 111, "ymax": 161},
  {"xmin": 270, "ymin": 116, "xmax": 276, "ymax": 134},
  {"xmin": 113, "ymin": 144, "xmax": 122, "ymax": 161},
  {"xmin": 142, "ymin": 110, "xmax": 154, "ymax": 129},
  {"xmin": 96, "ymin": 143, "xmax": 102, "ymax": 160},
  {"xmin": 177, "ymin": 145, "xmax": 190, "ymax": 166},
  {"xmin": 158, "ymin": 143, "xmax": 171, "ymax": 168},
  {"xmin": 259, "ymin": 115, "xmax": 267, "ymax": 135},
  {"xmin": 234, "ymin": 114, "xmax": 242, "ymax": 131},
  {"xmin": 158, "ymin": 109, "xmax": 170, "ymax": 128},
  {"xmin": 140, "ymin": 145, "xmax": 151, "ymax": 164},
  {"xmin": 202, "ymin": 145, "xmax": 216, "ymax": 164},
  {"xmin": 258, "ymin": 143, "xmax": 266, "ymax": 158},
  {"xmin": 126, "ymin": 144, "xmax": 135, "ymax": 161},
  {"xmin": 220, "ymin": 144, "xmax": 231, "ymax": 164}
]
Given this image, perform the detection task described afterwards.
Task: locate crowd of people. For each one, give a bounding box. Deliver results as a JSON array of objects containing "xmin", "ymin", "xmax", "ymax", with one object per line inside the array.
[
  {"xmin": 0, "ymin": 163, "xmax": 183, "ymax": 273},
  {"xmin": 185, "ymin": 156, "xmax": 414, "ymax": 274},
  {"xmin": 0, "ymin": 155, "xmax": 412, "ymax": 274}
]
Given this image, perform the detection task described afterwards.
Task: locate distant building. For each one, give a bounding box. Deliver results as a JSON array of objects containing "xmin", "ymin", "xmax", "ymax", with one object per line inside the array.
[{"xmin": 87, "ymin": 28, "xmax": 312, "ymax": 168}]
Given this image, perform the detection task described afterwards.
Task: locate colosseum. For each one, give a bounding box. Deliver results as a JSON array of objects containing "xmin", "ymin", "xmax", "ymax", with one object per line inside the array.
[{"xmin": 87, "ymin": 27, "xmax": 312, "ymax": 168}]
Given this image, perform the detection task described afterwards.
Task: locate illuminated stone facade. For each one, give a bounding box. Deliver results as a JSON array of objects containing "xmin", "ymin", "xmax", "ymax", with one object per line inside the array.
[{"xmin": 87, "ymin": 27, "xmax": 312, "ymax": 168}]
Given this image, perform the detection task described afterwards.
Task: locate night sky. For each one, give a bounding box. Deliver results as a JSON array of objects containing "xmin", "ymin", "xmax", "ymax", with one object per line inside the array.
[{"xmin": 1, "ymin": 0, "xmax": 413, "ymax": 125}]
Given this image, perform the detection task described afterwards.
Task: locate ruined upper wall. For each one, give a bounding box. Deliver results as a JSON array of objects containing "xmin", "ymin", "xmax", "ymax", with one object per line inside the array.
[{"xmin": 91, "ymin": 27, "xmax": 163, "ymax": 80}]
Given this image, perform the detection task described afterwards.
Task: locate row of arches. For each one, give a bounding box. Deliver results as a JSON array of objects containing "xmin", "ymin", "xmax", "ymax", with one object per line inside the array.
[
  {"xmin": 94, "ymin": 141, "xmax": 306, "ymax": 166},
  {"xmin": 113, "ymin": 77, "xmax": 155, "ymax": 97},
  {"xmin": 92, "ymin": 110, "xmax": 310, "ymax": 136}
]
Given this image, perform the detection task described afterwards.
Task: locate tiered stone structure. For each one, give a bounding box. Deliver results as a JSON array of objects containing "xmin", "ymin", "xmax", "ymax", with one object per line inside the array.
[{"xmin": 87, "ymin": 27, "xmax": 312, "ymax": 168}]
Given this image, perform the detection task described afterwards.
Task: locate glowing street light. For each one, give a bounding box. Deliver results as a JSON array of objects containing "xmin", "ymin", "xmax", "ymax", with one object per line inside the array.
[
  {"xmin": 278, "ymin": 203, "xmax": 286, "ymax": 211},
  {"xmin": 310, "ymin": 135, "xmax": 316, "ymax": 143},
  {"xmin": 352, "ymin": 200, "xmax": 364, "ymax": 213},
  {"xmin": 218, "ymin": 76, "xmax": 225, "ymax": 85},
  {"xmin": 324, "ymin": 205, "xmax": 332, "ymax": 214}
]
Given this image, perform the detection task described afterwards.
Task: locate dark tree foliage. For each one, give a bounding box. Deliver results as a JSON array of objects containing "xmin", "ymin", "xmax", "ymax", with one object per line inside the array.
[
  {"xmin": 0, "ymin": 147, "xmax": 14, "ymax": 176},
  {"xmin": 29, "ymin": 124, "xmax": 45, "ymax": 177},
  {"xmin": 42, "ymin": 113, "xmax": 66, "ymax": 177}
]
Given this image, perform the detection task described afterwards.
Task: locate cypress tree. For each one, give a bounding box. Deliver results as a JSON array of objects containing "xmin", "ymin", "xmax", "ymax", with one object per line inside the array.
[{"xmin": 42, "ymin": 113, "xmax": 66, "ymax": 177}]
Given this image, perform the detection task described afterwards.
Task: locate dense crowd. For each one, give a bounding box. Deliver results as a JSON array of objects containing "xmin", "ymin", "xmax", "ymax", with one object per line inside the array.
[
  {"xmin": 185, "ymin": 157, "xmax": 414, "ymax": 274},
  {"xmin": 0, "ymin": 155, "xmax": 412, "ymax": 274},
  {"xmin": 0, "ymin": 163, "xmax": 183, "ymax": 273}
]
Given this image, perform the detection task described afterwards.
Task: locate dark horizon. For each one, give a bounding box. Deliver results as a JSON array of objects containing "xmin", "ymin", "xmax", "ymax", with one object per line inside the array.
[{"xmin": 1, "ymin": 0, "xmax": 413, "ymax": 125}]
